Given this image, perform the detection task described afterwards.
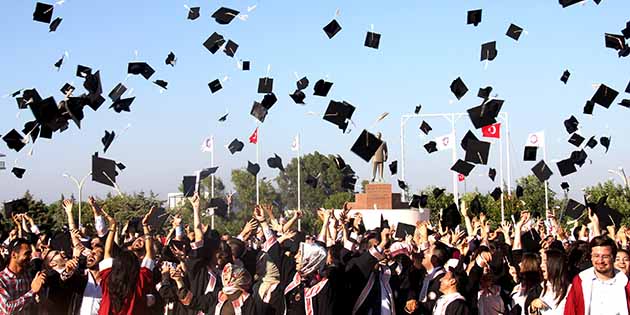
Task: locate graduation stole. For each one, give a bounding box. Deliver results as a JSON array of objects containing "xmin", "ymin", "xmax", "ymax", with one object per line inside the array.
[
  {"xmin": 205, "ymin": 268, "xmax": 218, "ymax": 294},
  {"xmin": 284, "ymin": 273, "xmax": 329, "ymax": 315},
  {"xmin": 214, "ymin": 291, "xmax": 250, "ymax": 315},
  {"xmin": 352, "ymin": 265, "xmax": 394, "ymax": 315},
  {"xmin": 433, "ymin": 292, "xmax": 464, "ymax": 315}
]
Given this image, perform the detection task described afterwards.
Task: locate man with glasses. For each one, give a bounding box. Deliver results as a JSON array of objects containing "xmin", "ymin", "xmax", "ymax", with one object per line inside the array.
[{"xmin": 564, "ymin": 235, "xmax": 630, "ymax": 315}]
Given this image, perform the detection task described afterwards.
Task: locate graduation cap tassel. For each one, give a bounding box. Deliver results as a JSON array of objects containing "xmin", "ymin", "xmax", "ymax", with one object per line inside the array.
[{"xmin": 102, "ymin": 171, "xmax": 123, "ymax": 196}]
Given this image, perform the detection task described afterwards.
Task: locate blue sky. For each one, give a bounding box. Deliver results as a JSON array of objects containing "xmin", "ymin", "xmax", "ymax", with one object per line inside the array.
[{"xmin": 1, "ymin": 0, "xmax": 629, "ymax": 203}]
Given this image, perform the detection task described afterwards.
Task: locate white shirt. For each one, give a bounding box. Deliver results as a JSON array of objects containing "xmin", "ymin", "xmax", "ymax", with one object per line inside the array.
[
  {"xmin": 590, "ymin": 275, "xmax": 628, "ymax": 315},
  {"xmin": 79, "ymin": 270, "xmax": 102, "ymax": 315},
  {"xmin": 539, "ymin": 282, "xmax": 570, "ymax": 315}
]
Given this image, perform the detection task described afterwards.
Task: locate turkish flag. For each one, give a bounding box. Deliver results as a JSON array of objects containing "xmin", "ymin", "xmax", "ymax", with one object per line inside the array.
[
  {"xmin": 458, "ymin": 173, "xmax": 466, "ymax": 182},
  {"xmin": 249, "ymin": 127, "xmax": 258, "ymax": 144},
  {"xmin": 482, "ymin": 123, "xmax": 501, "ymax": 138}
]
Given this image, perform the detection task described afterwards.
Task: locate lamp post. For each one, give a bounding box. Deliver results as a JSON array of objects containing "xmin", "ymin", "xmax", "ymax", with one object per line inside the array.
[
  {"xmin": 63, "ymin": 172, "xmax": 92, "ymax": 227},
  {"xmin": 608, "ymin": 167, "xmax": 629, "ymax": 188}
]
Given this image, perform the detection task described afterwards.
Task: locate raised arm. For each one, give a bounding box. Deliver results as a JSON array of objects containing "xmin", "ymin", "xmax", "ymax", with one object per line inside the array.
[
  {"xmin": 101, "ymin": 207, "xmax": 117, "ymax": 260},
  {"xmin": 283, "ymin": 210, "xmax": 302, "ymax": 233},
  {"xmin": 460, "ymin": 200, "xmax": 474, "ymax": 237},
  {"xmin": 588, "ymin": 207, "xmax": 601, "ymax": 238},
  {"xmin": 88, "ymin": 197, "xmax": 108, "ymax": 237},
  {"xmin": 63, "ymin": 199, "xmax": 77, "ymax": 231},
  {"xmin": 512, "ymin": 211, "xmax": 529, "ymax": 251},
  {"xmin": 142, "ymin": 206, "xmax": 157, "ymax": 260},
  {"xmin": 190, "ymin": 193, "xmax": 204, "ymax": 242}
]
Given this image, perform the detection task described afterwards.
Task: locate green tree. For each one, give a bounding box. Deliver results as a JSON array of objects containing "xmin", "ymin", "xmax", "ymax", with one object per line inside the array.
[
  {"xmin": 232, "ymin": 169, "xmax": 279, "ymax": 214},
  {"xmin": 584, "ymin": 180, "xmax": 630, "ymax": 225},
  {"xmin": 515, "ymin": 175, "xmax": 558, "ymax": 215}
]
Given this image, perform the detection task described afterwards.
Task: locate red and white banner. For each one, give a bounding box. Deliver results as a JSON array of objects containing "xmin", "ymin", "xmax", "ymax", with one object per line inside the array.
[
  {"xmin": 526, "ymin": 131, "xmax": 545, "ymax": 148},
  {"xmin": 201, "ymin": 136, "xmax": 213, "ymax": 152},
  {"xmin": 458, "ymin": 174, "xmax": 466, "ymax": 182},
  {"xmin": 249, "ymin": 127, "xmax": 258, "ymax": 144},
  {"xmin": 434, "ymin": 133, "xmax": 455, "ymax": 151},
  {"xmin": 481, "ymin": 123, "xmax": 501, "ymax": 139}
]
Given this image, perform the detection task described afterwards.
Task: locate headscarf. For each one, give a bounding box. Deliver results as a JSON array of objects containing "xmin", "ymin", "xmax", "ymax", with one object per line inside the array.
[
  {"xmin": 298, "ymin": 242, "xmax": 327, "ymax": 276},
  {"xmin": 257, "ymin": 253, "xmax": 281, "ymax": 302},
  {"xmin": 221, "ymin": 263, "xmax": 252, "ymax": 295}
]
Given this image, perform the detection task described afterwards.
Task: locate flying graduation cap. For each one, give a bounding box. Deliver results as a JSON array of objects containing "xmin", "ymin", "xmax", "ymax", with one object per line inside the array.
[
  {"xmin": 127, "ymin": 62, "xmax": 155, "ymax": 80},
  {"xmin": 561, "ymin": 70, "xmax": 571, "ymax": 84},
  {"xmin": 203, "ymin": 32, "xmax": 226, "ymax": 54},
  {"xmin": 419, "ymin": 121, "xmax": 432, "ymax": 135},
  {"xmin": 364, "ymin": 31, "xmax": 381, "ymax": 49},
  {"xmin": 92, "ymin": 153, "xmax": 118, "ymax": 187},
  {"xmin": 102, "ymin": 131, "xmax": 115, "ymax": 153},
  {"xmin": 165, "ymin": 52, "xmax": 177, "ymax": 66},
  {"xmin": 323, "ymin": 19, "xmax": 342, "ymax": 39},
  {"xmin": 246, "ymin": 161, "xmax": 260, "ymax": 176},
  {"xmin": 212, "ymin": 7, "xmax": 240, "ymax": 25},
  {"xmin": 227, "ymin": 139, "xmax": 244, "ymax": 154},
  {"xmin": 350, "ymin": 130, "xmax": 383, "ymax": 162},
  {"xmin": 49, "ymin": 17, "xmax": 62, "ymax": 32},
  {"xmin": 531, "ymin": 160, "xmax": 553, "ymax": 182},
  {"xmin": 389, "ymin": 161, "xmax": 397, "ymax": 175},
  {"xmin": 323, "ymin": 100, "xmax": 355, "ymax": 133},
  {"xmin": 33, "ymin": 2, "xmax": 53, "ymax": 23},
  {"xmin": 480, "ymin": 41, "xmax": 498, "ymax": 61},
  {"xmin": 267, "ymin": 154, "xmax": 285, "ymax": 172},
  {"xmin": 591, "ymin": 84, "xmax": 619, "ymax": 108},
  {"xmin": 313, "ymin": 80, "xmax": 333, "ymax": 97},
  {"xmin": 467, "ymin": 9, "xmax": 482, "ymax": 26},
  {"xmin": 450, "ymin": 77, "xmax": 468, "ymax": 100},
  {"xmin": 506, "ymin": 24, "xmax": 523, "ymax": 41},
  {"xmin": 187, "ymin": 7, "xmax": 200, "ymax": 20}
]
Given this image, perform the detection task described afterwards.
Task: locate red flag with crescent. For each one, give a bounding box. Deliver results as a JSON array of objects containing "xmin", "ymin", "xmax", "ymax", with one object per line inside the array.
[
  {"xmin": 481, "ymin": 123, "xmax": 501, "ymax": 139},
  {"xmin": 249, "ymin": 127, "xmax": 258, "ymax": 144}
]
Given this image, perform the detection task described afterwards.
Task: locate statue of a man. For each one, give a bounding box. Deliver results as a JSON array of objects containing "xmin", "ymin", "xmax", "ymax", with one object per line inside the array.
[{"xmin": 371, "ymin": 132, "xmax": 388, "ymax": 182}]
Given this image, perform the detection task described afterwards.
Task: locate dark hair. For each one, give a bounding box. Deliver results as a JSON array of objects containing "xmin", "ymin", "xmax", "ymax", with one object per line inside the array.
[
  {"xmin": 432, "ymin": 242, "xmax": 450, "ymax": 267},
  {"xmin": 544, "ymin": 250, "xmax": 570, "ymax": 305},
  {"xmin": 519, "ymin": 253, "xmax": 542, "ymax": 292},
  {"xmin": 8, "ymin": 238, "xmax": 30, "ymax": 256},
  {"xmin": 449, "ymin": 267, "xmax": 469, "ymax": 295},
  {"xmin": 108, "ymin": 250, "xmax": 140, "ymax": 313},
  {"xmin": 590, "ymin": 235, "xmax": 617, "ymax": 258}
]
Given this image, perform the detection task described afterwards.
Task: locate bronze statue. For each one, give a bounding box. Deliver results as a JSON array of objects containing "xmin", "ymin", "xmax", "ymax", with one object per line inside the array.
[{"xmin": 371, "ymin": 132, "xmax": 388, "ymax": 182}]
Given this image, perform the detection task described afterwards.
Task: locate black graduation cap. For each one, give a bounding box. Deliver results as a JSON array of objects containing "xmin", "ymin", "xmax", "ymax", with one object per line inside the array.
[
  {"xmin": 258, "ymin": 78, "xmax": 273, "ymax": 94},
  {"xmin": 556, "ymin": 158, "xmax": 577, "ymax": 176},
  {"xmin": 470, "ymin": 195, "xmax": 483, "ymax": 216},
  {"xmin": 419, "ymin": 121, "xmax": 432, "ymax": 135},
  {"xmin": 62, "ymin": 98, "xmax": 85, "ymax": 129},
  {"xmin": 433, "ymin": 188, "xmax": 445, "ymax": 198},
  {"xmin": 490, "ymin": 187, "xmax": 502, "ymax": 201},
  {"xmin": 323, "ymin": 100, "xmax": 355, "ymax": 133},
  {"xmin": 506, "ymin": 24, "xmax": 523, "ymax": 41},
  {"xmin": 182, "ymin": 176, "xmax": 197, "ymax": 197},
  {"xmin": 153, "ymin": 80, "xmax": 168, "ymax": 90},
  {"xmin": 60, "ymin": 83, "xmax": 75, "ymax": 96},
  {"xmin": 380, "ymin": 214, "xmax": 390, "ymax": 229},
  {"xmin": 395, "ymin": 222, "xmax": 417, "ymax": 239},
  {"xmin": 583, "ymin": 100, "xmax": 595, "ymax": 115},
  {"xmin": 350, "ymin": 130, "xmax": 383, "ymax": 162},
  {"xmin": 480, "ymin": 41, "xmax": 498, "ymax": 61},
  {"xmin": 224, "ymin": 40, "xmax": 238, "ymax": 57},
  {"xmin": 561, "ymin": 182, "xmax": 570, "ymax": 191},
  {"xmin": 342, "ymin": 174, "xmax": 357, "ymax": 191},
  {"xmin": 261, "ymin": 93, "xmax": 277, "ymax": 109},
  {"xmin": 467, "ymin": 99, "xmax": 503, "ymax": 129},
  {"xmin": 49, "ymin": 17, "xmax": 62, "ymax": 32},
  {"xmin": 242, "ymin": 61, "xmax": 251, "ymax": 71},
  {"xmin": 441, "ymin": 203, "xmax": 461, "ymax": 230},
  {"xmin": 464, "ymin": 139, "xmax": 490, "ymax": 165},
  {"xmin": 92, "ymin": 153, "xmax": 118, "ymax": 187},
  {"xmin": 212, "ymin": 7, "xmax": 239, "ymax": 25},
  {"xmin": 619, "ymin": 99, "xmax": 630, "ymax": 108},
  {"xmin": 570, "ymin": 149, "xmax": 588, "ymax": 167},
  {"xmin": 3, "ymin": 129, "xmax": 26, "ymax": 152},
  {"xmin": 209, "ymin": 198, "xmax": 228, "ymax": 218},
  {"xmin": 187, "ymin": 7, "xmax": 200, "ymax": 20},
  {"xmin": 305, "ymin": 175, "xmax": 318, "ymax": 189},
  {"xmin": 198, "ymin": 167, "xmax": 218, "ymax": 181},
  {"xmin": 296, "ymin": 77, "xmax": 309, "ymax": 90},
  {"xmin": 450, "ymin": 77, "xmax": 468, "ymax": 100},
  {"xmin": 228, "ymin": 139, "xmax": 244, "ymax": 154},
  {"xmin": 414, "ymin": 105, "xmax": 422, "ymax": 114},
  {"xmin": 531, "ymin": 160, "xmax": 553, "ymax": 182},
  {"xmin": 522, "ymin": 229, "xmax": 542, "ymax": 254},
  {"xmin": 313, "ymin": 80, "xmax": 333, "ymax": 97},
  {"xmin": 478, "ymin": 86, "xmax": 493, "ymax": 100},
  {"xmin": 591, "ymin": 84, "xmax": 619, "ymax": 108},
  {"xmin": 116, "ymin": 162, "xmax": 126, "ymax": 171},
  {"xmin": 289, "ymin": 90, "xmax": 306, "ymax": 104},
  {"xmin": 605, "ymin": 33, "xmax": 627, "ymax": 51},
  {"xmin": 460, "ymin": 130, "xmax": 479, "ymax": 151},
  {"xmin": 22, "ymin": 121, "xmax": 40, "ymax": 144},
  {"xmin": 565, "ymin": 199, "xmax": 586, "ymax": 219},
  {"xmin": 54, "ymin": 56, "xmax": 64, "ymax": 70},
  {"xmin": 467, "ymin": 9, "xmax": 482, "ymax": 26},
  {"xmin": 323, "ymin": 19, "xmax": 342, "ymax": 39},
  {"xmin": 516, "ymin": 185, "xmax": 524, "ymax": 198},
  {"xmin": 208, "ymin": 79, "xmax": 222, "ymax": 93},
  {"xmin": 84, "ymin": 71, "xmax": 103, "ymax": 97},
  {"xmin": 409, "ymin": 195, "xmax": 421, "ymax": 208},
  {"xmin": 564, "ymin": 115, "xmax": 579, "ymax": 134},
  {"xmin": 109, "ymin": 96, "xmax": 134, "ymax": 113},
  {"xmin": 40, "ymin": 125, "xmax": 53, "ymax": 139},
  {"xmin": 364, "ymin": 31, "xmax": 381, "ymax": 49},
  {"xmin": 250, "ymin": 101, "xmax": 268, "ymax": 123},
  {"xmin": 203, "ymin": 32, "xmax": 226, "ymax": 54},
  {"xmin": 523, "ymin": 146, "xmax": 538, "ymax": 161},
  {"xmin": 397, "ymin": 180, "xmax": 408, "ymax": 191},
  {"xmin": 145, "ymin": 207, "xmax": 169, "ymax": 229},
  {"xmin": 267, "ymin": 154, "xmax": 284, "ymax": 172},
  {"xmin": 246, "ymin": 161, "xmax": 260, "ymax": 176},
  {"xmin": 623, "ymin": 21, "xmax": 630, "ymax": 39},
  {"xmin": 559, "ymin": 0, "xmax": 583, "ymax": 7},
  {"xmin": 424, "ymin": 141, "xmax": 437, "ymax": 153},
  {"xmin": 102, "ymin": 130, "xmax": 115, "ymax": 153},
  {"xmin": 451, "ymin": 159, "xmax": 475, "ymax": 176},
  {"xmin": 389, "ymin": 161, "xmax": 397, "ymax": 175},
  {"xmin": 595, "ymin": 198, "xmax": 623, "ymax": 228},
  {"xmin": 219, "ymin": 113, "xmax": 229, "ymax": 122},
  {"xmin": 600, "ymin": 136, "xmax": 611, "ymax": 153},
  {"xmin": 488, "ymin": 168, "xmax": 497, "ymax": 181},
  {"xmin": 12, "ymin": 167, "xmax": 26, "ymax": 179},
  {"xmin": 33, "ymin": 2, "xmax": 53, "ymax": 23},
  {"xmin": 75, "ymin": 66, "xmax": 92, "ymax": 79},
  {"xmin": 127, "ymin": 62, "xmax": 155, "ymax": 80},
  {"xmin": 560, "ymin": 70, "xmax": 571, "ymax": 84},
  {"xmin": 3, "ymin": 199, "xmax": 28, "ymax": 218},
  {"xmin": 165, "ymin": 52, "xmax": 176, "ymax": 66},
  {"xmin": 568, "ymin": 133, "xmax": 585, "ymax": 147}
]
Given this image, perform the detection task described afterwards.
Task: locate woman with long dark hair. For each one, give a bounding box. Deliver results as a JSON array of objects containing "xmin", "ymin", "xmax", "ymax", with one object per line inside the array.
[
  {"xmin": 510, "ymin": 253, "xmax": 542, "ymax": 313},
  {"xmin": 98, "ymin": 207, "xmax": 156, "ymax": 315},
  {"xmin": 530, "ymin": 249, "xmax": 571, "ymax": 314}
]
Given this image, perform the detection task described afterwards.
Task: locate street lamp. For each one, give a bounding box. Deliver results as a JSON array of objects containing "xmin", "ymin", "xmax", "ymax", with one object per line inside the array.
[
  {"xmin": 63, "ymin": 172, "xmax": 92, "ymax": 227},
  {"xmin": 608, "ymin": 167, "xmax": 629, "ymax": 188}
]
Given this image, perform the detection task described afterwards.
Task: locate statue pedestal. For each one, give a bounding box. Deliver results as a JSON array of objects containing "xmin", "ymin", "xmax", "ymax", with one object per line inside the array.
[{"xmin": 348, "ymin": 183, "xmax": 407, "ymax": 210}]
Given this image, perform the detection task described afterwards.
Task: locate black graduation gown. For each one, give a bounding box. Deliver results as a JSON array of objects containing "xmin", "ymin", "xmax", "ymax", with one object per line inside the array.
[
  {"xmin": 414, "ymin": 269, "xmax": 445, "ymax": 315},
  {"xmin": 185, "ymin": 242, "xmax": 222, "ymax": 314},
  {"xmin": 444, "ymin": 299, "xmax": 471, "ymax": 315},
  {"xmin": 343, "ymin": 249, "xmax": 398, "ymax": 315}
]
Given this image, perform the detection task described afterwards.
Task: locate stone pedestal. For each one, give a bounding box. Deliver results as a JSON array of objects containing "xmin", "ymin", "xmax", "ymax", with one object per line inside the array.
[{"xmin": 348, "ymin": 183, "xmax": 407, "ymax": 210}]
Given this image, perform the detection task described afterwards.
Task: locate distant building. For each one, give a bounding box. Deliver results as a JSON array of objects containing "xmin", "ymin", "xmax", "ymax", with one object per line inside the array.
[{"xmin": 167, "ymin": 193, "xmax": 185, "ymax": 209}]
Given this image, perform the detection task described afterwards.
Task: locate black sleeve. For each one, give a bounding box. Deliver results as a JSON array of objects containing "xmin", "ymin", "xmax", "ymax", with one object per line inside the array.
[{"xmin": 446, "ymin": 299, "xmax": 471, "ymax": 315}]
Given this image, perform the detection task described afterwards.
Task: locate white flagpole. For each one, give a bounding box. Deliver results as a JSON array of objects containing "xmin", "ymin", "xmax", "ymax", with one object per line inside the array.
[
  {"xmin": 450, "ymin": 114, "xmax": 459, "ymax": 206},
  {"xmin": 256, "ymin": 126, "xmax": 260, "ymax": 205},
  {"xmin": 543, "ymin": 132, "xmax": 549, "ymax": 213},
  {"xmin": 499, "ymin": 134, "xmax": 505, "ymax": 223},
  {"xmin": 505, "ymin": 114, "xmax": 512, "ymax": 196},
  {"xmin": 297, "ymin": 134, "xmax": 302, "ymax": 232},
  {"xmin": 211, "ymin": 135, "xmax": 215, "ymax": 199}
]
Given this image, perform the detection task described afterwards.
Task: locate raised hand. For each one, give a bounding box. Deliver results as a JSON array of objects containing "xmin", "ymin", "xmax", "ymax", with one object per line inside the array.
[
  {"xmin": 62, "ymin": 199, "xmax": 74, "ymax": 214},
  {"xmin": 190, "ymin": 192, "xmax": 201, "ymax": 210},
  {"xmin": 142, "ymin": 206, "xmax": 157, "ymax": 227},
  {"xmin": 253, "ymin": 205, "xmax": 265, "ymax": 222},
  {"xmin": 31, "ymin": 272, "xmax": 46, "ymax": 293}
]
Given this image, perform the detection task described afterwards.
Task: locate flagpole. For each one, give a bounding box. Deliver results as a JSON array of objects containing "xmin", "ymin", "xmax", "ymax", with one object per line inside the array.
[
  {"xmin": 450, "ymin": 114, "xmax": 459, "ymax": 207},
  {"xmin": 504, "ymin": 113, "xmax": 512, "ymax": 196},
  {"xmin": 499, "ymin": 134, "xmax": 505, "ymax": 223},
  {"xmin": 211, "ymin": 135, "xmax": 215, "ymax": 199},
  {"xmin": 543, "ymin": 132, "xmax": 549, "ymax": 213},
  {"xmin": 297, "ymin": 134, "xmax": 302, "ymax": 232},
  {"xmin": 256, "ymin": 125, "xmax": 260, "ymax": 205}
]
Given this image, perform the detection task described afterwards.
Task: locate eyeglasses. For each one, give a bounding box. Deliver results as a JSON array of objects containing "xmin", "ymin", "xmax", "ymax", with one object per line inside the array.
[{"xmin": 591, "ymin": 254, "xmax": 613, "ymax": 261}]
